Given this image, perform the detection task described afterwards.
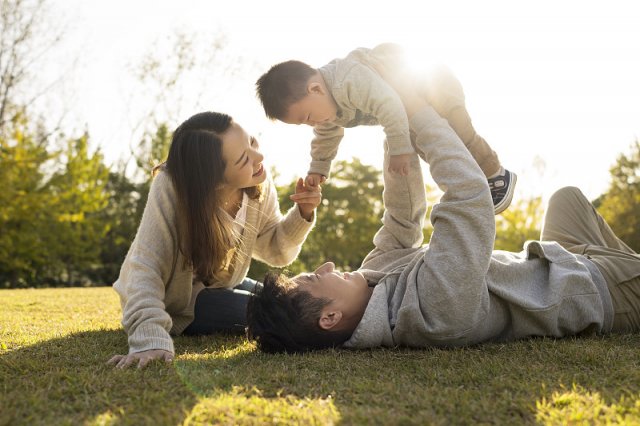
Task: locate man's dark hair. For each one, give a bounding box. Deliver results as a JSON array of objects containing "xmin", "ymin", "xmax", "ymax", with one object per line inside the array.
[
  {"xmin": 255, "ymin": 60, "xmax": 317, "ymax": 120},
  {"xmin": 246, "ymin": 271, "xmax": 353, "ymax": 353}
]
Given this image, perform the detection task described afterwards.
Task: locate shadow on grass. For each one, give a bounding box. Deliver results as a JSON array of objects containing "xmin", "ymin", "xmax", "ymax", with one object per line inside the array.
[
  {"xmin": 0, "ymin": 329, "xmax": 197, "ymax": 425},
  {"xmin": 2, "ymin": 331, "xmax": 639, "ymax": 424}
]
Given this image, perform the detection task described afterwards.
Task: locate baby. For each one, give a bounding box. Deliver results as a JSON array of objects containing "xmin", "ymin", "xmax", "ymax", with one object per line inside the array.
[{"xmin": 256, "ymin": 43, "xmax": 517, "ymax": 214}]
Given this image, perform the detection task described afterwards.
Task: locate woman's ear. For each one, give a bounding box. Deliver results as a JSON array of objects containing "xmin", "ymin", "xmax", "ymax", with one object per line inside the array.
[{"xmin": 318, "ymin": 309, "xmax": 343, "ymax": 330}]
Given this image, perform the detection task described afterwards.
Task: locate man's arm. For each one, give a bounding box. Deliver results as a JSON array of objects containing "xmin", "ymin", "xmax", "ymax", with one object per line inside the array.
[
  {"xmin": 363, "ymin": 148, "xmax": 426, "ymax": 260},
  {"xmin": 366, "ymin": 63, "xmax": 496, "ymax": 344},
  {"xmin": 401, "ymin": 104, "xmax": 496, "ymax": 342}
]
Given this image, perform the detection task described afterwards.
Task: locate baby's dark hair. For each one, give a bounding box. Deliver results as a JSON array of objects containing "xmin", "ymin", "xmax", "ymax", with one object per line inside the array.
[
  {"xmin": 246, "ymin": 271, "xmax": 353, "ymax": 353},
  {"xmin": 255, "ymin": 60, "xmax": 317, "ymax": 120}
]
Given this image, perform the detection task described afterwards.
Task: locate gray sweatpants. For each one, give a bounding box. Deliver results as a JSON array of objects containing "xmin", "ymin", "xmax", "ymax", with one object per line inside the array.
[{"xmin": 540, "ymin": 186, "xmax": 640, "ymax": 332}]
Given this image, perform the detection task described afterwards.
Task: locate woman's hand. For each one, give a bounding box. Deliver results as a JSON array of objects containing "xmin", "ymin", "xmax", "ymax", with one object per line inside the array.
[
  {"xmin": 107, "ymin": 349, "xmax": 174, "ymax": 369},
  {"xmin": 290, "ymin": 177, "xmax": 322, "ymax": 221}
]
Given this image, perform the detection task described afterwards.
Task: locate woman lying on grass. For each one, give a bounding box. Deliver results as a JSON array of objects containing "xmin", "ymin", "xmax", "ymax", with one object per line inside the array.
[
  {"xmin": 246, "ymin": 70, "xmax": 640, "ymax": 353},
  {"xmin": 109, "ymin": 112, "xmax": 321, "ymax": 368}
]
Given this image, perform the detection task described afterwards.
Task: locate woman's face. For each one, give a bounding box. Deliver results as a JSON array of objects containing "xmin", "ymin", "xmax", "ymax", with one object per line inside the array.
[{"xmin": 221, "ymin": 121, "xmax": 266, "ymax": 189}]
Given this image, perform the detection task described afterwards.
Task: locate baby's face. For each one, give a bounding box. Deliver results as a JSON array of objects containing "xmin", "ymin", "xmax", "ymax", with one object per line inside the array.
[{"xmin": 281, "ymin": 92, "xmax": 338, "ymax": 127}]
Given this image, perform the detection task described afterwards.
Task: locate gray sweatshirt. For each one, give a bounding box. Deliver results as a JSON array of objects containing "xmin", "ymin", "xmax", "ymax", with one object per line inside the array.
[
  {"xmin": 309, "ymin": 47, "xmax": 413, "ymax": 178},
  {"xmin": 343, "ymin": 106, "xmax": 613, "ymax": 349}
]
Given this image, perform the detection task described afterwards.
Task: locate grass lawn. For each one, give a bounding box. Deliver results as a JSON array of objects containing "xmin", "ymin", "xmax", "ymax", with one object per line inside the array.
[{"xmin": 1, "ymin": 287, "xmax": 639, "ymax": 425}]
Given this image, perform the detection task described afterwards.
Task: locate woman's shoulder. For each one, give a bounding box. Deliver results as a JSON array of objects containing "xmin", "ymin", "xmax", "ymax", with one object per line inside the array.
[
  {"xmin": 148, "ymin": 168, "xmax": 178, "ymax": 204},
  {"xmin": 151, "ymin": 167, "xmax": 174, "ymax": 187}
]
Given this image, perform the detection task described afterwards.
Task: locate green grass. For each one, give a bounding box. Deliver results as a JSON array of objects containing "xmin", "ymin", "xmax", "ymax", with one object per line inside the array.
[{"xmin": 1, "ymin": 288, "xmax": 639, "ymax": 425}]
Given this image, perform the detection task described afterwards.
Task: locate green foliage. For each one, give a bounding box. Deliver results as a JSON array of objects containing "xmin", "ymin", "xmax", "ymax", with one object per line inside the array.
[
  {"xmin": 0, "ymin": 114, "xmax": 111, "ymax": 287},
  {"xmin": 494, "ymin": 196, "xmax": 544, "ymax": 252},
  {"xmin": 0, "ymin": 116, "xmax": 172, "ymax": 288},
  {"xmin": 89, "ymin": 123, "xmax": 173, "ymax": 285},
  {"xmin": 43, "ymin": 134, "xmax": 110, "ymax": 285},
  {"xmin": 0, "ymin": 114, "xmax": 54, "ymax": 286},
  {"xmin": 420, "ymin": 187, "xmax": 543, "ymax": 253},
  {"xmin": 134, "ymin": 123, "xmax": 172, "ymax": 179},
  {"xmin": 249, "ymin": 159, "xmax": 384, "ymax": 278},
  {"xmin": 1, "ymin": 115, "xmax": 635, "ymax": 289},
  {"xmin": 89, "ymin": 169, "xmax": 145, "ymax": 285},
  {"xmin": 595, "ymin": 140, "xmax": 640, "ymax": 251}
]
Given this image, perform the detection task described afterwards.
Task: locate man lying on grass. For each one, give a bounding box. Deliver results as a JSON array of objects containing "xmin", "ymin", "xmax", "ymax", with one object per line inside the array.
[{"xmin": 246, "ymin": 72, "xmax": 640, "ymax": 353}]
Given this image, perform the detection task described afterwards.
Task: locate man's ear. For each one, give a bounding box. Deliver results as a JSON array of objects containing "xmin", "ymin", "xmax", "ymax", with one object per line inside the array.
[
  {"xmin": 318, "ymin": 309, "xmax": 343, "ymax": 330},
  {"xmin": 307, "ymin": 81, "xmax": 325, "ymax": 96}
]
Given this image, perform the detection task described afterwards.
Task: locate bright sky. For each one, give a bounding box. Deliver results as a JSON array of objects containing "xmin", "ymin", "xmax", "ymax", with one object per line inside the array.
[{"xmin": 52, "ymin": 0, "xmax": 640, "ymax": 202}]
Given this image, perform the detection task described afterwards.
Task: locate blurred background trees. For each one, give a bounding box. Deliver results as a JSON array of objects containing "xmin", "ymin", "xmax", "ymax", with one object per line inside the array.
[
  {"xmin": 1, "ymin": 0, "xmax": 638, "ymax": 288},
  {"xmin": 594, "ymin": 140, "xmax": 640, "ymax": 252},
  {"xmin": 2, "ymin": 118, "xmax": 638, "ymax": 287}
]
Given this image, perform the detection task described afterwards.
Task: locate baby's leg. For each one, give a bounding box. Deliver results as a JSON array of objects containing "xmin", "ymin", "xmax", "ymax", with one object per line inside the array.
[{"xmin": 420, "ymin": 66, "xmax": 500, "ymax": 177}]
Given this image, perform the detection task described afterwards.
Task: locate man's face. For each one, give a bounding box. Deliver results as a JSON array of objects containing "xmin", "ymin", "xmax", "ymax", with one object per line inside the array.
[
  {"xmin": 296, "ymin": 262, "xmax": 371, "ymax": 324},
  {"xmin": 281, "ymin": 91, "xmax": 338, "ymax": 127}
]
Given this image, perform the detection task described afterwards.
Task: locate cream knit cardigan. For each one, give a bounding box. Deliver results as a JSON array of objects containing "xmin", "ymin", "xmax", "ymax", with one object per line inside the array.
[{"xmin": 113, "ymin": 171, "xmax": 315, "ymax": 354}]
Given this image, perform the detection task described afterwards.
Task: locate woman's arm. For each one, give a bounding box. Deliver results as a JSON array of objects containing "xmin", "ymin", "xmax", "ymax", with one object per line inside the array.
[
  {"xmin": 110, "ymin": 172, "xmax": 180, "ymax": 367},
  {"xmin": 252, "ymin": 177, "xmax": 319, "ymax": 267}
]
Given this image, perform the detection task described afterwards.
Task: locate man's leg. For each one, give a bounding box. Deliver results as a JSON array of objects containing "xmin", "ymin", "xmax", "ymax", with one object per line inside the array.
[{"xmin": 541, "ymin": 186, "xmax": 640, "ymax": 332}]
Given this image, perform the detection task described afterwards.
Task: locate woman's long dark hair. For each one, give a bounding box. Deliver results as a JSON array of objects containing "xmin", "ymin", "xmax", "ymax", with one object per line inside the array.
[{"xmin": 161, "ymin": 112, "xmax": 262, "ymax": 284}]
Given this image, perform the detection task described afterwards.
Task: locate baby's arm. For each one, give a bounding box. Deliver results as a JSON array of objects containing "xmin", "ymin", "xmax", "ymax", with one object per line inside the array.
[
  {"xmin": 308, "ymin": 123, "xmax": 344, "ymax": 180},
  {"xmin": 342, "ymin": 64, "xmax": 414, "ymax": 162}
]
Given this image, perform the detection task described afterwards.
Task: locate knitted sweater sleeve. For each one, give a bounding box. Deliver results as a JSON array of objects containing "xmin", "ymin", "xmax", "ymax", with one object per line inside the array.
[
  {"xmin": 252, "ymin": 178, "xmax": 315, "ymax": 267},
  {"xmin": 112, "ymin": 172, "xmax": 178, "ymax": 355}
]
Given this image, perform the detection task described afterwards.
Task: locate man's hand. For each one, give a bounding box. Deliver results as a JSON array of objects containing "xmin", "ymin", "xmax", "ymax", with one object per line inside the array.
[
  {"xmin": 107, "ymin": 349, "xmax": 174, "ymax": 369},
  {"xmin": 388, "ymin": 154, "xmax": 411, "ymax": 176},
  {"xmin": 291, "ymin": 177, "xmax": 322, "ymax": 221}
]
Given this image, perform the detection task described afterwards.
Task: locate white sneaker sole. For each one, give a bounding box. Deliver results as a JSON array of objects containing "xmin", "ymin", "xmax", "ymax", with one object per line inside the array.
[{"xmin": 494, "ymin": 172, "xmax": 517, "ymax": 215}]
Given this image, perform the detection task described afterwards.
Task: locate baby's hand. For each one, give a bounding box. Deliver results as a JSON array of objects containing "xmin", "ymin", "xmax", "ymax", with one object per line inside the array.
[
  {"xmin": 388, "ymin": 154, "xmax": 411, "ymax": 176},
  {"xmin": 305, "ymin": 173, "xmax": 326, "ymax": 188}
]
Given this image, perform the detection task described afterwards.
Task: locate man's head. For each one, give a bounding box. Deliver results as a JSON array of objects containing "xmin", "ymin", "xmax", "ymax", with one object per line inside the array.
[
  {"xmin": 246, "ymin": 262, "xmax": 373, "ymax": 353},
  {"xmin": 255, "ymin": 60, "xmax": 338, "ymax": 126}
]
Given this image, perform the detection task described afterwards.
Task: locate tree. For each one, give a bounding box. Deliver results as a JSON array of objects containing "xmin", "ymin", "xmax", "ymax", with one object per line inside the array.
[
  {"xmin": 124, "ymin": 31, "xmax": 244, "ymax": 181},
  {"xmin": 0, "ymin": 113, "xmax": 54, "ymax": 287},
  {"xmin": 88, "ymin": 166, "xmax": 143, "ymax": 285},
  {"xmin": 249, "ymin": 159, "xmax": 385, "ymax": 278},
  {"xmin": 420, "ymin": 185, "xmax": 543, "ymax": 252},
  {"xmin": 595, "ymin": 140, "xmax": 640, "ymax": 251},
  {"xmin": 0, "ymin": 0, "xmax": 67, "ymax": 132},
  {"xmin": 42, "ymin": 133, "xmax": 110, "ymax": 285},
  {"xmin": 89, "ymin": 123, "xmax": 174, "ymax": 285}
]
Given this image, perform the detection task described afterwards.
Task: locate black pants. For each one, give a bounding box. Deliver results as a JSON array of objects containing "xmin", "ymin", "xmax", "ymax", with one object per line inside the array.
[{"xmin": 182, "ymin": 278, "xmax": 262, "ymax": 335}]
